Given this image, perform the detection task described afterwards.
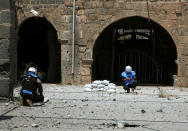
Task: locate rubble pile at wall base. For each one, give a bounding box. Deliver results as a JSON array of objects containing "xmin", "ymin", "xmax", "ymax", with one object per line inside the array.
[{"xmin": 84, "ymin": 80, "xmax": 116, "ymax": 93}]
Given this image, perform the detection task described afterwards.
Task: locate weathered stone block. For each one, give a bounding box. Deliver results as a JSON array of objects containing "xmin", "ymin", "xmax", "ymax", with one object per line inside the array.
[
  {"xmin": 0, "ymin": 78, "xmax": 9, "ymax": 97},
  {"xmin": 179, "ymin": 36, "xmax": 188, "ymax": 43},
  {"xmin": 92, "ymin": 1, "xmax": 103, "ymax": 8},
  {"xmin": 185, "ymin": 64, "xmax": 188, "ymax": 76},
  {"xmin": 78, "ymin": 39, "xmax": 87, "ymax": 46},
  {"xmin": 79, "ymin": 15, "xmax": 87, "ymax": 23},
  {"xmin": 77, "ymin": 10, "xmax": 85, "ymax": 15},
  {"xmin": 80, "ymin": 67, "xmax": 90, "ymax": 75},
  {"xmin": 96, "ymin": 8, "xmax": 107, "ymax": 15},
  {"xmin": 79, "ymin": 47, "xmax": 86, "ymax": 53},
  {"xmin": 104, "ymin": 1, "xmax": 114, "ymax": 9},
  {"xmin": 0, "ymin": 0, "xmax": 9, "ymax": 10},
  {"xmin": 30, "ymin": 0, "xmax": 39, "ymax": 4},
  {"xmin": 39, "ymin": 0, "xmax": 48, "ymax": 4},
  {"xmin": 0, "ymin": 59, "xmax": 10, "ymax": 77},
  {"xmin": 125, "ymin": 3, "xmax": 134, "ymax": 9},
  {"xmin": 178, "ymin": 28, "xmax": 188, "ymax": 36},
  {"xmin": 61, "ymin": 75, "xmax": 72, "ymax": 85},
  {"xmin": 61, "ymin": 15, "xmax": 73, "ymax": 23},
  {"xmin": 114, "ymin": 2, "xmax": 124, "ymax": 8},
  {"xmin": 62, "ymin": 31, "xmax": 72, "ymax": 40},
  {"xmin": 58, "ymin": 30, "xmax": 72, "ymax": 40},
  {"xmin": 82, "ymin": 59, "xmax": 93, "ymax": 67},
  {"xmin": 174, "ymin": 76, "xmax": 188, "ymax": 87},
  {"xmin": 182, "ymin": 47, "xmax": 188, "ymax": 56},
  {"xmin": 84, "ymin": 2, "xmax": 92, "ymax": 9},
  {"xmin": 88, "ymin": 14, "xmax": 99, "ymax": 21},
  {"xmin": 77, "ymin": 2, "xmax": 84, "ymax": 9},
  {"xmin": 0, "ymin": 25, "xmax": 10, "ymax": 38},
  {"xmin": 47, "ymin": 0, "xmax": 56, "ymax": 4},
  {"xmin": 17, "ymin": 0, "xmax": 30, "ymax": 4},
  {"xmin": 0, "ymin": 10, "xmax": 11, "ymax": 23},
  {"xmin": 0, "ymin": 39, "xmax": 9, "ymax": 59},
  {"xmin": 64, "ymin": 1, "xmax": 72, "ymax": 7},
  {"xmin": 81, "ymin": 75, "xmax": 91, "ymax": 84},
  {"xmin": 0, "ymin": 58, "xmax": 9, "ymax": 65}
]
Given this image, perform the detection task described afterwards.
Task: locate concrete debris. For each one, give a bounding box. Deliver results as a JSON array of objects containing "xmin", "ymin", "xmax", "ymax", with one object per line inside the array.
[
  {"xmin": 5, "ymin": 101, "xmax": 14, "ymax": 106},
  {"xmin": 84, "ymin": 80, "xmax": 116, "ymax": 93},
  {"xmin": 81, "ymin": 99, "xmax": 88, "ymax": 102},
  {"xmin": 63, "ymin": 100, "xmax": 68, "ymax": 103},
  {"xmin": 117, "ymin": 121, "xmax": 126, "ymax": 128},
  {"xmin": 31, "ymin": 123, "xmax": 39, "ymax": 127},
  {"xmin": 141, "ymin": 109, "xmax": 146, "ymax": 113}
]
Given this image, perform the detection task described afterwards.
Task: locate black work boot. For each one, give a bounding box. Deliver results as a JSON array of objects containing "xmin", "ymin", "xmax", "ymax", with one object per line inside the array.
[{"xmin": 127, "ymin": 88, "xmax": 130, "ymax": 93}]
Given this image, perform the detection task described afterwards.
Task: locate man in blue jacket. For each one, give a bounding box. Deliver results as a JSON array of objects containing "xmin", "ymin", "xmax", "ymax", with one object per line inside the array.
[
  {"xmin": 20, "ymin": 67, "xmax": 44, "ymax": 106},
  {"xmin": 121, "ymin": 65, "xmax": 137, "ymax": 93}
]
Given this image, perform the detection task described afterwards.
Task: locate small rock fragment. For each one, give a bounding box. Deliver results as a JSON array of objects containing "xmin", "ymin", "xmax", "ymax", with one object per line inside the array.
[
  {"xmin": 31, "ymin": 123, "xmax": 39, "ymax": 127},
  {"xmin": 141, "ymin": 109, "xmax": 146, "ymax": 113}
]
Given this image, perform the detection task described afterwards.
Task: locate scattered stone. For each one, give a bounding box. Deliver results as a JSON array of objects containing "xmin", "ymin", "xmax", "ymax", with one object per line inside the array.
[
  {"xmin": 56, "ymin": 122, "xmax": 60, "ymax": 125},
  {"xmin": 84, "ymin": 80, "xmax": 116, "ymax": 93},
  {"xmin": 81, "ymin": 99, "xmax": 88, "ymax": 102},
  {"xmin": 63, "ymin": 100, "xmax": 67, "ymax": 103},
  {"xmin": 141, "ymin": 109, "xmax": 146, "ymax": 113},
  {"xmin": 156, "ymin": 109, "xmax": 163, "ymax": 112},
  {"xmin": 113, "ymin": 98, "xmax": 116, "ymax": 101},
  {"xmin": 117, "ymin": 121, "xmax": 125, "ymax": 128},
  {"xmin": 31, "ymin": 123, "xmax": 39, "ymax": 127}
]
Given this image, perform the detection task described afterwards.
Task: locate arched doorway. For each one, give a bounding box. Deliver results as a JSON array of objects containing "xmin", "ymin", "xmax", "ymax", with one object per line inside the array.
[
  {"xmin": 92, "ymin": 16, "xmax": 177, "ymax": 86},
  {"xmin": 17, "ymin": 17, "xmax": 61, "ymax": 83}
]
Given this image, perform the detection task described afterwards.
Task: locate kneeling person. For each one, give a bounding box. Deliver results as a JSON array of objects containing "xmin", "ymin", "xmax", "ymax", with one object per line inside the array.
[
  {"xmin": 121, "ymin": 65, "xmax": 137, "ymax": 93},
  {"xmin": 20, "ymin": 67, "xmax": 45, "ymax": 106}
]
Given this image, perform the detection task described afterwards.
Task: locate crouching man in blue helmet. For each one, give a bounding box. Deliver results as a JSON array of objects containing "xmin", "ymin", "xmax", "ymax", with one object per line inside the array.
[
  {"xmin": 20, "ymin": 67, "xmax": 48, "ymax": 106},
  {"xmin": 121, "ymin": 65, "xmax": 137, "ymax": 93}
]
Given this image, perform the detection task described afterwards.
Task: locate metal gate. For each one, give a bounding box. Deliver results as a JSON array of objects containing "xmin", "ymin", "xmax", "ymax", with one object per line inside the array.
[{"xmin": 114, "ymin": 49, "xmax": 162, "ymax": 85}]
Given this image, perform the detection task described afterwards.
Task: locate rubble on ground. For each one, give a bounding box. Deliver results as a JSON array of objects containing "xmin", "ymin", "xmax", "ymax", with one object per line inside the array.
[{"xmin": 84, "ymin": 80, "xmax": 116, "ymax": 93}]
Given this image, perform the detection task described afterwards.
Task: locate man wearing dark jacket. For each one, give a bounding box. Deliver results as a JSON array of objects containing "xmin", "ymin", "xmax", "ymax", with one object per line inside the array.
[{"xmin": 20, "ymin": 67, "xmax": 44, "ymax": 106}]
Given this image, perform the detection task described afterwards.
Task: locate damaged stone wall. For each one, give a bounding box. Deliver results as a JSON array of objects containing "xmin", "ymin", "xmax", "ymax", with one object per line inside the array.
[
  {"xmin": 0, "ymin": 0, "xmax": 16, "ymax": 97},
  {"xmin": 13, "ymin": 0, "xmax": 188, "ymax": 87}
]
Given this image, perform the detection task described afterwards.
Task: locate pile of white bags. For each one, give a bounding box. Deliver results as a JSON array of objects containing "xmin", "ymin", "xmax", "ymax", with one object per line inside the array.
[{"xmin": 84, "ymin": 80, "xmax": 116, "ymax": 93}]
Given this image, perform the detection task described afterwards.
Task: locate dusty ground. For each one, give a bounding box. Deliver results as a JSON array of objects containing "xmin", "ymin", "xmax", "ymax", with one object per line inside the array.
[{"xmin": 1, "ymin": 84, "xmax": 188, "ymax": 131}]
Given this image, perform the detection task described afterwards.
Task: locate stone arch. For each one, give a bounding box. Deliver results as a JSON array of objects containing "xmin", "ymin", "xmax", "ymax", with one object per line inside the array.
[
  {"xmin": 91, "ymin": 16, "xmax": 177, "ymax": 85},
  {"xmin": 89, "ymin": 15, "xmax": 178, "ymax": 52},
  {"xmin": 17, "ymin": 16, "xmax": 61, "ymax": 83}
]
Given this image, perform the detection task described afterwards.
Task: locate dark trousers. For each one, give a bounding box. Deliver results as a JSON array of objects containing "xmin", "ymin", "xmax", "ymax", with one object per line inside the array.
[
  {"xmin": 21, "ymin": 93, "xmax": 44, "ymax": 106},
  {"xmin": 123, "ymin": 82, "xmax": 136, "ymax": 93}
]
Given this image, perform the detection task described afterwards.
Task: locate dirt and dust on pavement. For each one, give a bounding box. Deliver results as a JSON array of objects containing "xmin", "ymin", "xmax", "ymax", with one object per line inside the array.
[{"xmin": 1, "ymin": 84, "xmax": 188, "ymax": 131}]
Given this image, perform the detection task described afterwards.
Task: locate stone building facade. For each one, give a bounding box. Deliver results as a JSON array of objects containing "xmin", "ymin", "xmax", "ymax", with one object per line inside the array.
[{"xmin": 1, "ymin": 0, "xmax": 188, "ymax": 97}]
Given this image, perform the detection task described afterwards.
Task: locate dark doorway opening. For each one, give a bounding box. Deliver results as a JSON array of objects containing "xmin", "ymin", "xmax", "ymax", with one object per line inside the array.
[
  {"xmin": 17, "ymin": 17, "xmax": 61, "ymax": 83},
  {"xmin": 92, "ymin": 16, "xmax": 177, "ymax": 86}
]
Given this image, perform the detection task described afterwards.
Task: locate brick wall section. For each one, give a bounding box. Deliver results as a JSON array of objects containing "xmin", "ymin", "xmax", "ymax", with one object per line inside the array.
[
  {"xmin": 0, "ymin": 0, "xmax": 11, "ymax": 97},
  {"xmin": 13, "ymin": 0, "xmax": 188, "ymax": 87}
]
